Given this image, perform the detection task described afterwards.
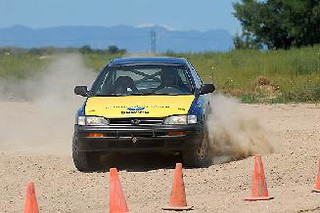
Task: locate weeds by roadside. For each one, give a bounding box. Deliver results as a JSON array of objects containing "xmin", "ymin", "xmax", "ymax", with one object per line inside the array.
[{"xmin": 1, "ymin": 46, "xmax": 320, "ymax": 103}]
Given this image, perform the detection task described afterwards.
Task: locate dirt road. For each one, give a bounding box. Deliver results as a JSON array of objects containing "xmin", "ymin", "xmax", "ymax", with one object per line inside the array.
[{"xmin": 1, "ymin": 103, "xmax": 320, "ymax": 212}]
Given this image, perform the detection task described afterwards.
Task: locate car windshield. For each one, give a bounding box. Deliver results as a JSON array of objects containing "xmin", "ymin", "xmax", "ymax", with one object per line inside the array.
[{"xmin": 90, "ymin": 65, "xmax": 193, "ymax": 96}]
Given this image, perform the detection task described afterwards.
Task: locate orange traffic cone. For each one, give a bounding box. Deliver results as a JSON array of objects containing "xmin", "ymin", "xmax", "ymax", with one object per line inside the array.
[
  {"xmin": 312, "ymin": 159, "xmax": 320, "ymax": 193},
  {"xmin": 109, "ymin": 168, "xmax": 130, "ymax": 213},
  {"xmin": 162, "ymin": 163, "xmax": 193, "ymax": 211},
  {"xmin": 24, "ymin": 182, "xmax": 39, "ymax": 213},
  {"xmin": 245, "ymin": 155, "xmax": 274, "ymax": 201}
]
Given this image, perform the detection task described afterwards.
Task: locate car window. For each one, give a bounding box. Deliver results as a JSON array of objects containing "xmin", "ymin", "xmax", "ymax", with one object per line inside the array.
[
  {"xmin": 190, "ymin": 68, "xmax": 202, "ymax": 90},
  {"xmin": 186, "ymin": 62, "xmax": 201, "ymax": 90},
  {"xmin": 90, "ymin": 65, "xmax": 193, "ymax": 96}
]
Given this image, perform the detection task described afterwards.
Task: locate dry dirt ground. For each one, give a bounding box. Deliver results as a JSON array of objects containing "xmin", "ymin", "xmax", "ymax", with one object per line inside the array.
[{"xmin": 1, "ymin": 103, "xmax": 320, "ymax": 213}]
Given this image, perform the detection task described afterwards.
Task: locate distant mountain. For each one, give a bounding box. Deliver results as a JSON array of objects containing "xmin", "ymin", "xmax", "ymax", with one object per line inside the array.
[{"xmin": 0, "ymin": 25, "xmax": 233, "ymax": 52}]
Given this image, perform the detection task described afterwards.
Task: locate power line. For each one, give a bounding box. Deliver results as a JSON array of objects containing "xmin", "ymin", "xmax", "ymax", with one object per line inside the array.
[{"xmin": 150, "ymin": 30, "xmax": 156, "ymax": 53}]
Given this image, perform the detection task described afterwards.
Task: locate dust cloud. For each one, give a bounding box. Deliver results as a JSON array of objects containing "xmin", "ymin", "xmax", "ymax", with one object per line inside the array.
[
  {"xmin": 207, "ymin": 94, "xmax": 277, "ymax": 162},
  {"xmin": 0, "ymin": 54, "xmax": 95, "ymax": 154}
]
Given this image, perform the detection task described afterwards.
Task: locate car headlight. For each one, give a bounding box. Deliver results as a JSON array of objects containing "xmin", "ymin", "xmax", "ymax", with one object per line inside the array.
[
  {"xmin": 77, "ymin": 116, "xmax": 110, "ymax": 126},
  {"xmin": 163, "ymin": 115, "xmax": 197, "ymax": 125}
]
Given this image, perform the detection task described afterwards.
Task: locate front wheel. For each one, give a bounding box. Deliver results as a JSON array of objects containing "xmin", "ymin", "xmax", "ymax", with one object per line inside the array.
[
  {"xmin": 182, "ymin": 129, "xmax": 212, "ymax": 168},
  {"xmin": 72, "ymin": 138, "xmax": 101, "ymax": 172}
]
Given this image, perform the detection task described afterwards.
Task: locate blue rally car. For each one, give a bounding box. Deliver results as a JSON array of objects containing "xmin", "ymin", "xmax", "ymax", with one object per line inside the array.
[{"xmin": 73, "ymin": 57, "xmax": 215, "ymax": 171}]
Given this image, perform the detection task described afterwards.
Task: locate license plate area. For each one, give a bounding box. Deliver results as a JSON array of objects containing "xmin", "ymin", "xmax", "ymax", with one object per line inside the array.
[{"xmin": 117, "ymin": 130, "xmax": 154, "ymax": 138}]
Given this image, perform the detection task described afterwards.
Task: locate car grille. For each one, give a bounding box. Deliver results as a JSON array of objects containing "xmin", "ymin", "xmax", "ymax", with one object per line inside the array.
[{"xmin": 108, "ymin": 117, "xmax": 163, "ymax": 126}]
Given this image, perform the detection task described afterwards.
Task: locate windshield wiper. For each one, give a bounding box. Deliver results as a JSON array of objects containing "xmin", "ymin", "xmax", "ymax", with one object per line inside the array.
[
  {"xmin": 130, "ymin": 92, "xmax": 154, "ymax": 96},
  {"xmin": 94, "ymin": 94, "xmax": 127, "ymax": 97},
  {"xmin": 154, "ymin": 93, "xmax": 181, "ymax": 96}
]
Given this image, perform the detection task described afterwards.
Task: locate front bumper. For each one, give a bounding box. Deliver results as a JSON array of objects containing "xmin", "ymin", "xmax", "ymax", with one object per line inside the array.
[{"xmin": 73, "ymin": 124, "xmax": 203, "ymax": 152}]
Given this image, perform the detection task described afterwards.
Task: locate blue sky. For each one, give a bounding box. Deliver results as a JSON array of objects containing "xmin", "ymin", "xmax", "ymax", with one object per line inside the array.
[{"xmin": 0, "ymin": 0, "xmax": 241, "ymax": 34}]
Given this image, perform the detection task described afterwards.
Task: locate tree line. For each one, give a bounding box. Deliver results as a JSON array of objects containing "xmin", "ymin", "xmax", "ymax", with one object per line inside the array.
[
  {"xmin": 233, "ymin": 0, "xmax": 320, "ymax": 49},
  {"xmin": 0, "ymin": 45, "xmax": 126, "ymax": 55}
]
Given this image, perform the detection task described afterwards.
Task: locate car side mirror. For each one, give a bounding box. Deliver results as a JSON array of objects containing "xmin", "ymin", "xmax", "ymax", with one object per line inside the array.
[
  {"xmin": 200, "ymin": 84, "xmax": 215, "ymax": 94},
  {"xmin": 74, "ymin": 86, "xmax": 88, "ymax": 97}
]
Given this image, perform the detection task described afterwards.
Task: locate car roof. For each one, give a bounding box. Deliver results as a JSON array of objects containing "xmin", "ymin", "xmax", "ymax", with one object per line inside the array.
[{"xmin": 108, "ymin": 57, "xmax": 188, "ymax": 67}]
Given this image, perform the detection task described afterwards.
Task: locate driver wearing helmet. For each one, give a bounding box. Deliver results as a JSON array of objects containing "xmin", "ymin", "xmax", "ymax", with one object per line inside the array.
[{"xmin": 156, "ymin": 67, "xmax": 179, "ymax": 90}]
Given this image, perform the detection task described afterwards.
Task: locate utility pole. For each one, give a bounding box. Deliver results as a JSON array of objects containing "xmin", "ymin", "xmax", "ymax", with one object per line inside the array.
[{"xmin": 151, "ymin": 30, "xmax": 156, "ymax": 54}]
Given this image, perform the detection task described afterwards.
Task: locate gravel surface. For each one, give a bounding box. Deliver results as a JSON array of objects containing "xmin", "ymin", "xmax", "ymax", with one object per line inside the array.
[{"xmin": 1, "ymin": 103, "xmax": 320, "ymax": 213}]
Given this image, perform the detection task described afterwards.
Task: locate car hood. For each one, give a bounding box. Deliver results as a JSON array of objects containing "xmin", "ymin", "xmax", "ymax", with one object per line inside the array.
[{"xmin": 85, "ymin": 95, "xmax": 195, "ymax": 118}]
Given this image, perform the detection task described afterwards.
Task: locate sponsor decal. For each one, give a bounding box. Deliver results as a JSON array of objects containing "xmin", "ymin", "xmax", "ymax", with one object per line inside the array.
[
  {"xmin": 127, "ymin": 107, "xmax": 145, "ymax": 111},
  {"xmin": 121, "ymin": 111, "xmax": 150, "ymax": 114},
  {"xmin": 106, "ymin": 105, "xmax": 171, "ymax": 109}
]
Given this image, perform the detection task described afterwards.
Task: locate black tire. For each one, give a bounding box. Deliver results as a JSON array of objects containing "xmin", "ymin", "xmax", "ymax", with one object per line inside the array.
[
  {"xmin": 182, "ymin": 128, "xmax": 212, "ymax": 168},
  {"xmin": 72, "ymin": 138, "xmax": 101, "ymax": 172}
]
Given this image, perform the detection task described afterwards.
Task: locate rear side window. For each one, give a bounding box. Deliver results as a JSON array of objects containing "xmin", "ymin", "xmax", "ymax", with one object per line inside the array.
[{"xmin": 188, "ymin": 62, "xmax": 203, "ymax": 90}]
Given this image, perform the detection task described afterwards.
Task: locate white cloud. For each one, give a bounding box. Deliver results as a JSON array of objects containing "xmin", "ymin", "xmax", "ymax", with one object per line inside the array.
[{"xmin": 136, "ymin": 23, "xmax": 179, "ymax": 31}]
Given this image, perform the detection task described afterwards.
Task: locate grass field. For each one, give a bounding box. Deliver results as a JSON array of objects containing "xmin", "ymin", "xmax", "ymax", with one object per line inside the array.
[{"xmin": 1, "ymin": 46, "xmax": 320, "ymax": 103}]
